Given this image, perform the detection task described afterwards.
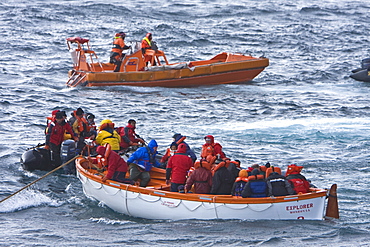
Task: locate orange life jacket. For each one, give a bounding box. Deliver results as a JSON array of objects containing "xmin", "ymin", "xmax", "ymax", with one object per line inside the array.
[
  {"xmin": 201, "ymin": 145, "xmax": 214, "ymax": 158},
  {"xmin": 111, "ymin": 37, "xmax": 126, "ymax": 55},
  {"xmin": 265, "ymin": 166, "xmax": 282, "ymax": 178},
  {"xmin": 74, "ymin": 112, "xmax": 88, "ymax": 133},
  {"xmin": 96, "ymin": 143, "xmax": 111, "ymax": 169}
]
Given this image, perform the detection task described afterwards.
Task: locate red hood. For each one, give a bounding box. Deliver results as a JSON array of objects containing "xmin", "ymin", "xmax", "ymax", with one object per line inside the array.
[
  {"xmin": 176, "ymin": 143, "xmax": 187, "ymax": 153},
  {"xmin": 204, "ymin": 135, "xmax": 214, "ymax": 144}
]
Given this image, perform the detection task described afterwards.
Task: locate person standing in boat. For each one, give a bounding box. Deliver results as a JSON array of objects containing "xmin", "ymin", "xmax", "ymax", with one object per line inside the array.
[
  {"xmin": 165, "ymin": 143, "xmax": 194, "ymax": 192},
  {"xmin": 110, "ymin": 32, "xmax": 131, "ymax": 72},
  {"xmin": 172, "ymin": 133, "xmax": 197, "ymax": 163},
  {"xmin": 95, "ymin": 119, "xmax": 121, "ymax": 152},
  {"xmin": 201, "ymin": 135, "xmax": 226, "ymax": 160},
  {"xmin": 45, "ymin": 111, "xmax": 78, "ymax": 166},
  {"xmin": 118, "ymin": 119, "xmax": 145, "ymax": 151},
  {"xmin": 71, "ymin": 107, "xmax": 89, "ymax": 153},
  {"xmin": 86, "ymin": 113, "xmax": 97, "ymax": 140},
  {"xmin": 127, "ymin": 139, "xmax": 161, "ymax": 187},
  {"xmin": 141, "ymin": 32, "xmax": 156, "ymax": 66}
]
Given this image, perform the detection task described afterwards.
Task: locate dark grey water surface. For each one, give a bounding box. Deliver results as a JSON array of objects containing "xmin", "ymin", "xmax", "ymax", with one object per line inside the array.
[{"xmin": 1, "ymin": 0, "xmax": 370, "ymax": 246}]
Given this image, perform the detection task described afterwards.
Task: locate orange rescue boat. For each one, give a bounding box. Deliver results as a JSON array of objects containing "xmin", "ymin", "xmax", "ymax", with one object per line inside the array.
[{"xmin": 66, "ymin": 37, "xmax": 269, "ymax": 88}]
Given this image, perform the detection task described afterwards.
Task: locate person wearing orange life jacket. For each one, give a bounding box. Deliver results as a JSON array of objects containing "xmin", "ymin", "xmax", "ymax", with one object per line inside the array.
[
  {"xmin": 71, "ymin": 107, "xmax": 89, "ymax": 153},
  {"xmin": 231, "ymin": 169, "xmax": 248, "ymax": 196},
  {"xmin": 95, "ymin": 119, "xmax": 121, "ymax": 151},
  {"xmin": 141, "ymin": 32, "xmax": 156, "ymax": 66},
  {"xmin": 185, "ymin": 159, "xmax": 213, "ymax": 194},
  {"xmin": 160, "ymin": 142, "xmax": 178, "ymax": 167},
  {"xmin": 210, "ymin": 159, "xmax": 234, "ymax": 195},
  {"xmin": 241, "ymin": 168, "xmax": 268, "ymax": 198},
  {"xmin": 285, "ymin": 164, "xmax": 310, "ymax": 194},
  {"xmin": 166, "ymin": 143, "xmax": 194, "ymax": 192},
  {"xmin": 119, "ymin": 119, "xmax": 145, "ymax": 150},
  {"xmin": 110, "ymin": 32, "xmax": 131, "ymax": 72},
  {"xmin": 201, "ymin": 135, "xmax": 226, "ymax": 160}
]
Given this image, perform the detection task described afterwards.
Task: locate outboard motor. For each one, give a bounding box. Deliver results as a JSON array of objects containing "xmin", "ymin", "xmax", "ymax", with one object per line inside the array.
[
  {"xmin": 361, "ymin": 58, "xmax": 370, "ymax": 70},
  {"xmin": 61, "ymin": 140, "xmax": 78, "ymax": 174},
  {"xmin": 21, "ymin": 148, "xmax": 52, "ymax": 171}
]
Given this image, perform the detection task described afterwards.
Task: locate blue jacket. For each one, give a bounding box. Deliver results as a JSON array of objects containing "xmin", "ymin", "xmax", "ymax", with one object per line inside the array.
[
  {"xmin": 241, "ymin": 179, "xmax": 268, "ymax": 198},
  {"xmin": 127, "ymin": 139, "xmax": 161, "ymax": 171}
]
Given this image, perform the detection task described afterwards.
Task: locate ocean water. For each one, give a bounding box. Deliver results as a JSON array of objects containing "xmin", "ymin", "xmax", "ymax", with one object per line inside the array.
[{"xmin": 1, "ymin": 0, "xmax": 370, "ymax": 246}]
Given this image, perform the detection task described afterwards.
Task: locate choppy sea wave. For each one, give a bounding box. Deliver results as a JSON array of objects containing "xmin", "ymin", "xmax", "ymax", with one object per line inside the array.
[{"xmin": 1, "ymin": 0, "xmax": 370, "ymax": 246}]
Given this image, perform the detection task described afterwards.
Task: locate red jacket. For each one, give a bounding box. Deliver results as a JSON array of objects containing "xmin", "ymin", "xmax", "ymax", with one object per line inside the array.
[
  {"xmin": 119, "ymin": 124, "xmax": 140, "ymax": 149},
  {"xmin": 46, "ymin": 120, "xmax": 74, "ymax": 146},
  {"xmin": 97, "ymin": 146, "xmax": 128, "ymax": 180},
  {"xmin": 185, "ymin": 167, "xmax": 212, "ymax": 194},
  {"xmin": 166, "ymin": 143, "xmax": 194, "ymax": 184}
]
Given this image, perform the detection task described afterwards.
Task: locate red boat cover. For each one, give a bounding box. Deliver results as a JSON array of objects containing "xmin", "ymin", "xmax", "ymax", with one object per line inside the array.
[{"xmin": 66, "ymin": 37, "xmax": 89, "ymax": 44}]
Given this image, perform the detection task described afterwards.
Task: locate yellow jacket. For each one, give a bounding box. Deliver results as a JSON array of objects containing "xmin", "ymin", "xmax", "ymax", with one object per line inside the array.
[{"xmin": 95, "ymin": 129, "xmax": 121, "ymax": 151}]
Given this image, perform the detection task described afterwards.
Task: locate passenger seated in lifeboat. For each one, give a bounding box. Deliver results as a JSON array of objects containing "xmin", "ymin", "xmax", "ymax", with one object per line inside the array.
[
  {"xmin": 165, "ymin": 143, "xmax": 194, "ymax": 192},
  {"xmin": 126, "ymin": 139, "xmax": 161, "ymax": 187},
  {"xmin": 285, "ymin": 164, "xmax": 311, "ymax": 194},
  {"xmin": 201, "ymin": 135, "xmax": 227, "ymax": 161},
  {"xmin": 160, "ymin": 142, "xmax": 178, "ymax": 167},
  {"xmin": 241, "ymin": 168, "xmax": 268, "ymax": 198},
  {"xmin": 95, "ymin": 119, "xmax": 121, "ymax": 152},
  {"xmin": 95, "ymin": 144, "xmax": 133, "ymax": 184},
  {"xmin": 228, "ymin": 160, "xmax": 242, "ymax": 181},
  {"xmin": 185, "ymin": 159, "xmax": 213, "ymax": 194},
  {"xmin": 247, "ymin": 164, "xmax": 264, "ymax": 177},
  {"xmin": 266, "ymin": 171, "xmax": 294, "ymax": 197},
  {"xmin": 118, "ymin": 119, "xmax": 145, "ymax": 152},
  {"xmin": 210, "ymin": 159, "xmax": 234, "ymax": 195},
  {"xmin": 231, "ymin": 169, "xmax": 248, "ymax": 196}
]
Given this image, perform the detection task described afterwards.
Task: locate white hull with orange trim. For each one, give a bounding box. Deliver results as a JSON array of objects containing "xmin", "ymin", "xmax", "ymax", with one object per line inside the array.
[{"xmin": 76, "ymin": 159, "xmax": 338, "ymax": 221}]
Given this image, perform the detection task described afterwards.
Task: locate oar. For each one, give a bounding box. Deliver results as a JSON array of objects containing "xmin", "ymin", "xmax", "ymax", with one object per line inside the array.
[{"xmin": 0, "ymin": 155, "xmax": 79, "ymax": 204}]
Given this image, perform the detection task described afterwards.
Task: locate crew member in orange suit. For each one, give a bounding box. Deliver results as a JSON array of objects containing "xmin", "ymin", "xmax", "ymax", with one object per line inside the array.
[
  {"xmin": 110, "ymin": 32, "xmax": 131, "ymax": 72},
  {"xmin": 141, "ymin": 32, "xmax": 156, "ymax": 65}
]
